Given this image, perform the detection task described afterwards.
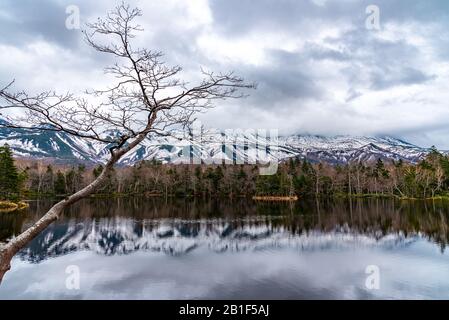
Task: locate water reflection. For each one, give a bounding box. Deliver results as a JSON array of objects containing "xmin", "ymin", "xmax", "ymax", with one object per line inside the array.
[
  {"xmin": 1, "ymin": 198, "xmax": 449, "ymax": 299},
  {"xmin": 4, "ymin": 198, "xmax": 449, "ymax": 251}
]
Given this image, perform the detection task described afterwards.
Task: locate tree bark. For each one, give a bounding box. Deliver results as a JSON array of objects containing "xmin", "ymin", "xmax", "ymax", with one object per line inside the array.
[
  {"xmin": 0, "ymin": 131, "xmax": 149, "ymax": 284},
  {"xmin": 0, "ymin": 162, "xmax": 113, "ymax": 283}
]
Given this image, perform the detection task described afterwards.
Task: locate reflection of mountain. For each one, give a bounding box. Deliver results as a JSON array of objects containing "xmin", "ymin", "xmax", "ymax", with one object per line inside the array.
[{"xmin": 19, "ymin": 218, "xmax": 418, "ymax": 262}]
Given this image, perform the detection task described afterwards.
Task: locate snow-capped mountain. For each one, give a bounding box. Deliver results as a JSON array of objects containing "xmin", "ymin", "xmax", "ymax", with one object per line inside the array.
[{"xmin": 0, "ymin": 122, "xmax": 432, "ymax": 165}]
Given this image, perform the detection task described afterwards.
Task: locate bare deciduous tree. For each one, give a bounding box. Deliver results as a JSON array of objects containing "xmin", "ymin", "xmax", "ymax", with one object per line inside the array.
[{"xmin": 0, "ymin": 3, "xmax": 254, "ymax": 282}]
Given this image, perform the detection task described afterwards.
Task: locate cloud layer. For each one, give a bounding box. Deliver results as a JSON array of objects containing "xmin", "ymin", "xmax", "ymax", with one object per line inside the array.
[{"xmin": 1, "ymin": 0, "xmax": 449, "ymax": 147}]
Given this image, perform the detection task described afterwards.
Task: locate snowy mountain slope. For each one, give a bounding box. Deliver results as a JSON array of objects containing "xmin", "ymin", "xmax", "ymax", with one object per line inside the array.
[
  {"xmin": 0, "ymin": 122, "xmax": 432, "ymax": 165},
  {"xmin": 277, "ymin": 135, "xmax": 428, "ymax": 164}
]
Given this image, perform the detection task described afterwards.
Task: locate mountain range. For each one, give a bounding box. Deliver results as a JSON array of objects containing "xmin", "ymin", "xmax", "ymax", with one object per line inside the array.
[{"xmin": 0, "ymin": 123, "xmax": 433, "ymax": 165}]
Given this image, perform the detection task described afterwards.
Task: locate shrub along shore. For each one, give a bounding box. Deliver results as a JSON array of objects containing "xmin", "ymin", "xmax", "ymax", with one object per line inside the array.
[{"xmin": 0, "ymin": 200, "xmax": 29, "ymax": 213}]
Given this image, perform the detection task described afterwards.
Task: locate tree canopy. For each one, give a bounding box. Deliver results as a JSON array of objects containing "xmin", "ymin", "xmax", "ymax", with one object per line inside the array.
[{"xmin": 0, "ymin": 144, "xmax": 20, "ymax": 199}]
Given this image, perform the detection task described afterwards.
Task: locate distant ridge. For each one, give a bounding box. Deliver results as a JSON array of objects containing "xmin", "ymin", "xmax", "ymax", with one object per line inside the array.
[{"xmin": 0, "ymin": 122, "xmax": 433, "ymax": 165}]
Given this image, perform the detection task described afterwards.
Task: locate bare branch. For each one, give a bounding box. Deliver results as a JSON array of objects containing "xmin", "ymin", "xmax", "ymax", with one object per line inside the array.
[
  {"xmin": 0, "ymin": 2, "xmax": 255, "ymax": 283},
  {"xmin": 0, "ymin": 1, "xmax": 255, "ymax": 169}
]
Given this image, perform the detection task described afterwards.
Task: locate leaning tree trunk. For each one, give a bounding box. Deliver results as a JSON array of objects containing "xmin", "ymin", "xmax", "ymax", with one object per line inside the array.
[
  {"xmin": 0, "ymin": 130, "xmax": 150, "ymax": 284},
  {"xmin": 0, "ymin": 161, "xmax": 115, "ymax": 283}
]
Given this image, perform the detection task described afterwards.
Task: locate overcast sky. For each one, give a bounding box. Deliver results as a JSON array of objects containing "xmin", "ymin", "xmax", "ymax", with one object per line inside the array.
[{"xmin": 1, "ymin": 0, "xmax": 449, "ymax": 148}]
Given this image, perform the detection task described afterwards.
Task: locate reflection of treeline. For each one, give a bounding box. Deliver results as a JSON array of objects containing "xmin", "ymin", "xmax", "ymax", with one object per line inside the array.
[
  {"xmin": 8, "ymin": 197, "xmax": 449, "ymax": 251},
  {"xmin": 270, "ymin": 198, "xmax": 449, "ymax": 250},
  {"xmin": 14, "ymin": 147, "xmax": 449, "ymax": 199}
]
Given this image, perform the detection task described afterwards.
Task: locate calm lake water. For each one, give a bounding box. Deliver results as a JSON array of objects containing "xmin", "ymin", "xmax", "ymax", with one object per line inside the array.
[{"xmin": 1, "ymin": 197, "xmax": 449, "ymax": 299}]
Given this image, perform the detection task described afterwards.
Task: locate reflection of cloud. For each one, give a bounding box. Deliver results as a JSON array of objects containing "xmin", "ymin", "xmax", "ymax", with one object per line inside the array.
[{"xmin": 2, "ymin": 237, "xmax": 449, "ymax": 299}]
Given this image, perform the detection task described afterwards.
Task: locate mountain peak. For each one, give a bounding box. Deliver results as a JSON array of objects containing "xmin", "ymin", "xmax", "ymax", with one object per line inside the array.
[{"xmin": 0, "ymin": 126, "xmax": 431, "ymax": 165}]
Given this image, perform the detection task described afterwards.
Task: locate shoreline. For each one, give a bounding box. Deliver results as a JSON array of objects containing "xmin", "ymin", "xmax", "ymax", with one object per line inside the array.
[{"xmin": 15, "ymin": 193, "xmax": 449, "ymax": 202}]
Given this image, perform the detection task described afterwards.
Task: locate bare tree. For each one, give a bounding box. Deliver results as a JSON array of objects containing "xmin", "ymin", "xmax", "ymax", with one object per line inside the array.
[{"xmin": 0, "ymin": 3, "xmax": 254, "ymax": 282}]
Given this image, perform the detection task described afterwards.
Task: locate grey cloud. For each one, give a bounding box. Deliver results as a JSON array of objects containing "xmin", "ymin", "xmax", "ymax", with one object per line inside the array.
[
  {"xmin": 247, "ymin": 65, "xmax": 321, "ymax": 106},
  {"xmin": 240, "ymin": 49, "xmax": 323, "ymax": 108},
  {"xmin": 1, "ymin": 0, "xmax": 449, "ymax": 148},
  {"xmin": 0, "ymin": 0, "xmax": 81, "ymax": 48},
  {"xmin": 209, "ymin": 0, "xmax": 324, "ymax": 35},
  {"xmin": 304, "ymin": 43, "xmax": 351, "ymax": 62},
  {"xmin": 209, "ymin": 0, "xmax": 449, "ymax": 35},
  {"xmin": 386, "ymin": 121, "xmax": 449, "ymax": 150},
  {"xmin": 368, "ymin": 0, "xmax": 449, "ymax": 25},
  {"xmin": 345, "ymin": 88, "xmax": 362, "ymax": 102},
  {"xmin": 323, "ymin": 29, "xmax": 436, "ymax": 91},
  {"xmin": 370, "ymin": 67, "xmax": 435, "ymax": 90}
]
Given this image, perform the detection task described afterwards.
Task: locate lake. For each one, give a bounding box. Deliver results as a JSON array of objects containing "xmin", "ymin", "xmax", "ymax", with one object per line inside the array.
[{"xmin": 0, "ymin": 197, "xmax": 449, "ymax": 299}]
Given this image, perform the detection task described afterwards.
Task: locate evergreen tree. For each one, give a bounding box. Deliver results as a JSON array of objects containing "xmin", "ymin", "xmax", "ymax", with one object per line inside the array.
[
  {"xmin": 54, "ymin": 170, "xmax": 66, "ymax": 195},
  {"xmin": 65, "ymin": 168, "xmax": 76, "ymax": 193},
  {"xmin": 43, "ymin": 165, "xmax": 55, "ymax": 193},
  {"xmin": 375, "ymin": 159, "xmax": 389, "ymax": 178},
  {"xmin": 93, "ymin": 165, "xmax": 104, "ymax": 178},
  {"xmin": 0, "ymin": 144, "xmax": 20, "ymax": 198}
]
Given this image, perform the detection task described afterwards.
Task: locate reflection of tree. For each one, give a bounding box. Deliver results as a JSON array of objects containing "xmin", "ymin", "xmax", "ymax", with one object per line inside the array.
[
  {"xmin": 0, "ymin": 3, "xmax": 252, "ymax": 283},
  {"xmin": 266, "ymin": 198, "xmax": 449, "ymax": 251},
  {"xmin": 2, "ymin": 198, "xmax": 449, "ymax": 267},
  {"xmin": 0, "ymin": 213, "xmax": 27, "ymax": 243}
]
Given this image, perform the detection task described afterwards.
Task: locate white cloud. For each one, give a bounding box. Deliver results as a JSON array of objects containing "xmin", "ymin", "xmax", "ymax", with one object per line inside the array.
[{"xmin": 1, "ymin": 0, "xmax": 449, "ymax": 147}]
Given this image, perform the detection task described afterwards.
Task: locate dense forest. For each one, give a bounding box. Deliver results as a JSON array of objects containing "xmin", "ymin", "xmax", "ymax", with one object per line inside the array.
[{"xmin": 2, "ymin": 144, "xmax": 449, "ymax": 200}]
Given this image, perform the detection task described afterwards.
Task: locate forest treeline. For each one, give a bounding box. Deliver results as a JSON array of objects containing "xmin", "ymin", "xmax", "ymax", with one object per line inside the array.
[{"xmin": 2, "ymin": 144, "xmax": 449, "ymax": 200}]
